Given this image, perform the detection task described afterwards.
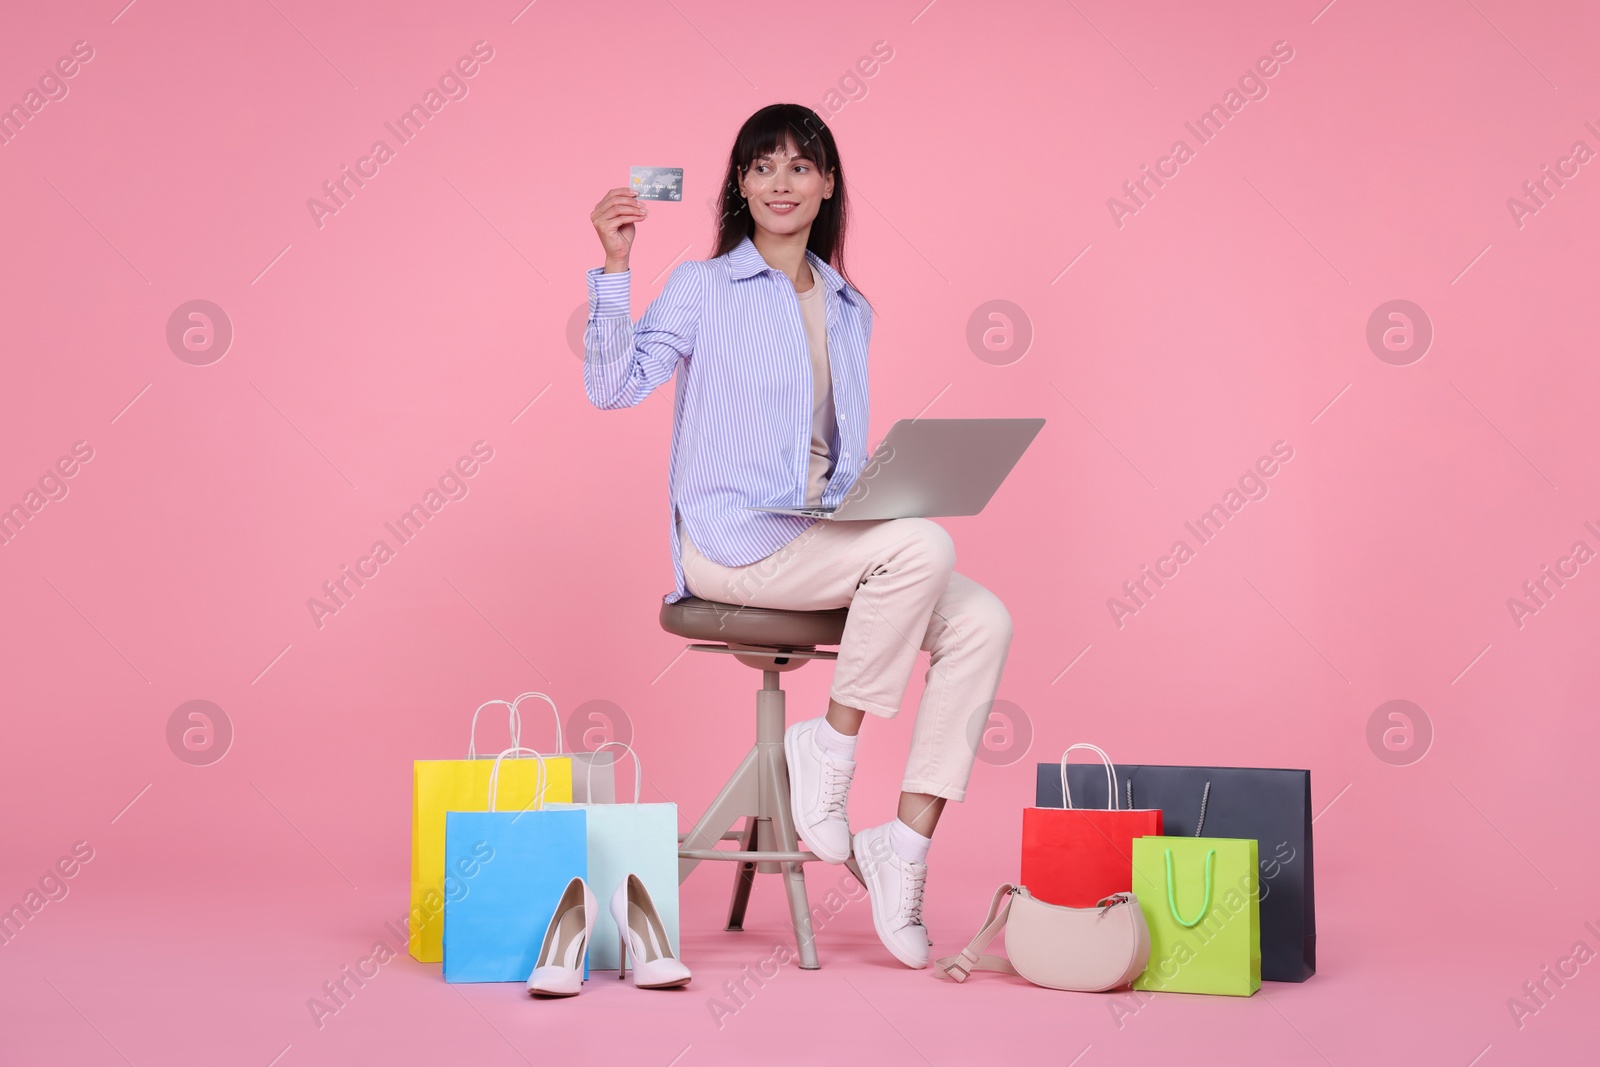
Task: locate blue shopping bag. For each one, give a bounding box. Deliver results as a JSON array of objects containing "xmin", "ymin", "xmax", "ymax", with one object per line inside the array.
[
  {"xmin": 443, "ymin": 748, "xmax": 588, "ymax": 984},
  {"xmin": 548, "ymin": 743, "xmax": 679, "ymax": 971}
]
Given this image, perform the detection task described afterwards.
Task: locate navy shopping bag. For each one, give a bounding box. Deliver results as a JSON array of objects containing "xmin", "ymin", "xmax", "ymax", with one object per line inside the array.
[{"xmin": 1038, "ymin": 761, "xmax": 1315, "ymax": 982}]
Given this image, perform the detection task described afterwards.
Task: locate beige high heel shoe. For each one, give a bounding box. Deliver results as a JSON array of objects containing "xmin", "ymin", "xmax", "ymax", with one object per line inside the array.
[
  {"xmin": 610, "ymin": 874, "xmax": 691, "ymax": 989},
  {"xmin": 527, "ymin": 877, "xmax": 595, "ymax": 997}
]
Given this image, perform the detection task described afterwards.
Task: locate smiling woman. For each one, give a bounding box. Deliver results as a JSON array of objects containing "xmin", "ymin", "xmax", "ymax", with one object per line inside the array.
[{"xmin": 583, "ymin": 103, "xmax": 1018, "ymax": 972}]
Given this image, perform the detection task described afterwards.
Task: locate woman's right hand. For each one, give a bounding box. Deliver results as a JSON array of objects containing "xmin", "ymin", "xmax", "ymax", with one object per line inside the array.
[{"xmin": 591, "ymin": 187, "xmax": 647, "ymax": 272}]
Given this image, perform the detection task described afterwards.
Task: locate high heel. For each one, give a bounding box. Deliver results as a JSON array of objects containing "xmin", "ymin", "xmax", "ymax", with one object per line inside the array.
[
  {"xmin": 610, "ymin": 873, "xmax": 691, "ymax": 989},
  {"xmin": 527, "ymin": 877, "xmax": 595, "ymax": 997}
]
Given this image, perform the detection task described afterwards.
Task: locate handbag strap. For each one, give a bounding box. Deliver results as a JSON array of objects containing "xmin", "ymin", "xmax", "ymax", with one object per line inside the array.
[{"xmin": 934, "ymin": 884, "xmax": 1019, "ymax": 982}]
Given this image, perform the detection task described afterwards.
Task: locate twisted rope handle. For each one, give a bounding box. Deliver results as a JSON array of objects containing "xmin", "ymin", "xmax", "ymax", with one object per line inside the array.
[
  {"xmin": 1123, "ymin": 778, "xmax": 1212, "ymax": 835},
  {"xmin": 1194, "ymin": 781, "xmax": 1212, "ymax": 836}
]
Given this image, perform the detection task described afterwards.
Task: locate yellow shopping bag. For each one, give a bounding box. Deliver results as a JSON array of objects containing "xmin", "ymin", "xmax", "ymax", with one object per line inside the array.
[{"xmin": 409, "ymin": 700, "xmax": 572, "ymax": 962}]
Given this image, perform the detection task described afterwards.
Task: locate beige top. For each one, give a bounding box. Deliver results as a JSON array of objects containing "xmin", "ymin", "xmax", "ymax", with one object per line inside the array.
[{"xmin": 795, "ymin": 276, "xmax": 836, "ymax": 506}]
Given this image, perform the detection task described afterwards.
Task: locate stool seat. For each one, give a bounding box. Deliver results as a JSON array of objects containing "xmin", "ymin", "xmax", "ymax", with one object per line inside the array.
[{"xmin": 660, "ymin": 596, "xmax": 848, "ymax": 648}]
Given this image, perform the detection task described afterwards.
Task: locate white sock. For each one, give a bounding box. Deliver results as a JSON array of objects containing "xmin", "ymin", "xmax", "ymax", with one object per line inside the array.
[
  {"xmin": 888, "ymin": 818, "xmax": 931, "ymax": 865},
  {"xmin": 814, "ymin": 718, "xmax": 858, "ymax": 761}
]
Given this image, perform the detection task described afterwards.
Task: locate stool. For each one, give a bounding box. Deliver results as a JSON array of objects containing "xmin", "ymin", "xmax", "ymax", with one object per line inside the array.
[{"xmin": 661, "ymin": 595, "xmax": 864, "ymax": 970}]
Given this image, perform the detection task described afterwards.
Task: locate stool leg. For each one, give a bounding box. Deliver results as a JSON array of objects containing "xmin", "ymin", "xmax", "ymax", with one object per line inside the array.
[
  {"xmin": 843, "ymin": 855, "xmax": 867, "ymax": 890},
  {"xmin": 754, "ymin": 671, "xmax": 821, "ymax": 969},
  {"xmin": 763, "ymin": 741, "xmax": 819, "ymax": 969},
  {"xmin": 753, "ymin": 672, "xmax": 788, "ymax": 877},
  {"xmin": 725, "ymin": 819, "xmax": 758, "ymax": 931},
  {"xmin": 679, "ymin": 746, "xmax": 760, "ymax": 884}
]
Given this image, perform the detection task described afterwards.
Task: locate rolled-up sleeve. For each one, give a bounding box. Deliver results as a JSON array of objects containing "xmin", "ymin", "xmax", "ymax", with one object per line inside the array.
[{"xmin": 583, "ymin": 261, "xmax": 701, "ymax": 410}]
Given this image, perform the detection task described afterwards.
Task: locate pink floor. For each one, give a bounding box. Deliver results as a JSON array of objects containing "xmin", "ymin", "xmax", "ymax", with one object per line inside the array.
[{"xmin": 2, "ymin": 740, "xmax": 1593, "ymax": 1067}]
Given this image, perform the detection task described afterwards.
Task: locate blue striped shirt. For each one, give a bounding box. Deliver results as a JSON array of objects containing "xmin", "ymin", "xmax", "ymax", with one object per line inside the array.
[{"xmin": 584, "ymin": 235, "xmax": 873, "ymax": 604}]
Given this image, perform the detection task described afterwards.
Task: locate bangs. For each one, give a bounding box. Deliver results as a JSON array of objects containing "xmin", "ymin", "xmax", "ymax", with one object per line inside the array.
[{"xmin": 737, "ymin": 108, "xmax": 831, "ymax": 173}]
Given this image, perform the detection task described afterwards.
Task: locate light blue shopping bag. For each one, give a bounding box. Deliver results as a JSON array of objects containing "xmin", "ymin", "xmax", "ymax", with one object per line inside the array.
[
  {"xmin": 548, "ymin": 743, "xmax": 679, "ymax": 971},
  {"xmin": 443, "ymin": 748, "xmax": 588, "ymax": 983}
]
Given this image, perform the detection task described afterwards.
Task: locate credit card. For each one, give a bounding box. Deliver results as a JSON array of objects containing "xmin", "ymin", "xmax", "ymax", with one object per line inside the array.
[{"xmin": 630, "ymin": 166, "xmax": 683, "ymax": 201}]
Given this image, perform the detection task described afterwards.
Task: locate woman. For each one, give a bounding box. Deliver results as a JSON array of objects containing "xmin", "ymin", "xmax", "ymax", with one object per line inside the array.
[{"xmin": 583, "ymin": 104, "xmax": 1012, "ymax": 969}]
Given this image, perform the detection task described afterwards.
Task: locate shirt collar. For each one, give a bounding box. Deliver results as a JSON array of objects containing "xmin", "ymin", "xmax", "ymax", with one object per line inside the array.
[{"xmin": 727, "ymin": 234, "xmax": 854, "ymax": 304}]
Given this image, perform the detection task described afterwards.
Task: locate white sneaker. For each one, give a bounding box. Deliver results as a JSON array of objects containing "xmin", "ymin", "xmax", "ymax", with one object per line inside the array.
[
  {"xmin": 852, "ymin": 823, "xmax": 931, "ymax": 969},
  {"xmin": 783, "ymin": 718, "xmax": 854, "ymax": 863}
]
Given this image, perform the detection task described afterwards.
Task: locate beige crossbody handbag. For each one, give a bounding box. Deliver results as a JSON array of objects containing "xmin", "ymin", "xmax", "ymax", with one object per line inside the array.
[{"xmin": 934, "ymin": 884, "xmax": 1150, "ymax": 991}]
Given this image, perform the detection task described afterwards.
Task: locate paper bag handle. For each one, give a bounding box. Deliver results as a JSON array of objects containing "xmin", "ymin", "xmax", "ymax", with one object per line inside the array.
[
  {"xmin": 1164, "ymin": 847, "xmax": 1216, "ymax": 928},
  {"xmin": 583, "ymin": 741, "xmax": 643, "ymax": 804},
  {"xmin": 467, "ymin": 699, "xmax": 522, "ymax": 759},
  {"xmin": 1059, "ymin": 743, "xmax": 1118, "ymax": 811},
  {"xmin": 485, "ymin": 746, "xmax": 549, "ymax": 814},
  {"xmin": 510, "ymin": 692, "xmax": 564, "ymax": 753}
]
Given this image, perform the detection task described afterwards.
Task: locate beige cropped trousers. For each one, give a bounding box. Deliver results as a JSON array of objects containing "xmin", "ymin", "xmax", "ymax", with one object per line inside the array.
[{"xmin": 678, "ymin": 516, "xmax": 1013, "ymax": 802}]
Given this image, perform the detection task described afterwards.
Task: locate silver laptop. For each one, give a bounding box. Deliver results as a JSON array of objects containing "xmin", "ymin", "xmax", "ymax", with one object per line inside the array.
[{"xmin": 745, "ymin": 417, "xmax": 1045, "ymax": 521}]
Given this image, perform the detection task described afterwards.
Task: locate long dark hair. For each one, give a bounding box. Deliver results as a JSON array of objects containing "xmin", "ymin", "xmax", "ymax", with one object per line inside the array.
[{"xmin": 712, "ymin": 103, "xmax": 868, "ymax": 306}]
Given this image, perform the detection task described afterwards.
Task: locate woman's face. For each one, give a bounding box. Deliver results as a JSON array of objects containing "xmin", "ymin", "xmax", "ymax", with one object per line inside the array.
[{"xmin": 737, "ymin": 138, "xmax": 834, "ymax": 239}]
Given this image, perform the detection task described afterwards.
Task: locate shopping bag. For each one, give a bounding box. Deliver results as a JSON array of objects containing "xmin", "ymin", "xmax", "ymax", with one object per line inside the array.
[
  {"xmin": 1021, "ymin": 744, "xmax": 1163, "ymax": 907},
  {"xmin": 442, "ymin": 748, "xmax": 588, "ymax": 983},
  {"xmin": 547, "ymin": 742, "xmax": 679, "ymax": 971},
  {"xmin": 1131, "ymin": 836, "xmax": 1259, "ymax": 996},
  {"xmin": 410, "ymin": 701, "xmax": 573, "ymax": 962},
  {"xmin": 1038, "ymin": 761, "xmax": 1314, "ymax": 982},
  {"xmin": 512, "ymin": 691, "xmax": 616, "ymax": 803}
]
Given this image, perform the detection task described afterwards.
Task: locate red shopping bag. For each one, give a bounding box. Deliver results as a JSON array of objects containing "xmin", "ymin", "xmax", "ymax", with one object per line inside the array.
[{"xmin": 1021, "ymin": 743, "xmax": 1163, "ymax": 907}]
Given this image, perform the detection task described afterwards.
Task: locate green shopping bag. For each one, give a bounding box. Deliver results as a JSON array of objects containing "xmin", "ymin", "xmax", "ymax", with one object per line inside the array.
[{"xmin": 1131, "ymin": 836, "xmax": 1260, "ymax": 996}]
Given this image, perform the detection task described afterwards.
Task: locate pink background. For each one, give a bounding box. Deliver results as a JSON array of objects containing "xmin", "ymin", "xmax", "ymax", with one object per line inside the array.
[{"xmin": 3, "ymin": 1, "xmax": 1597, "ymax": 1064}]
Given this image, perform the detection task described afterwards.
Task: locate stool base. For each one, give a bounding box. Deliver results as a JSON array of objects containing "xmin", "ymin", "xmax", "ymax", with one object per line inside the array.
[{"xmin": 677, "ymin": 666, "xmax": 864, "ymax": 969}]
